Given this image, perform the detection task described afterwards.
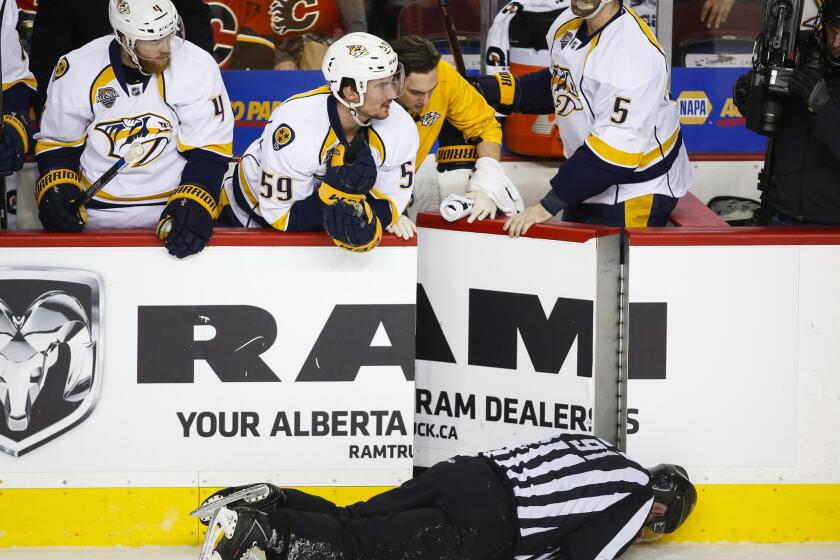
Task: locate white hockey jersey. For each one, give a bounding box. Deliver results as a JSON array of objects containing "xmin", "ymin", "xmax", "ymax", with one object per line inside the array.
[
  {"xmin": 35, "ymin": 36, "xmax": 233, "ymax": 228},
  {"xmin": 1, "ymin": 3, "xmax": 36, "ymax": 92},
  {"xmin": 223, "ymin": 86, "xmax": 419, "ymax": 230},
  {"xmin": 547, "ymin": 6, "xmax": 691, "ymax": 204}
]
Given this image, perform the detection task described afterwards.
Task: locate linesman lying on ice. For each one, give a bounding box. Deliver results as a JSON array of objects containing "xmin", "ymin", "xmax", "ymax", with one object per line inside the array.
[{"xmin": 196, "ymin": 433, "xmax": 696, "ymax": 560}]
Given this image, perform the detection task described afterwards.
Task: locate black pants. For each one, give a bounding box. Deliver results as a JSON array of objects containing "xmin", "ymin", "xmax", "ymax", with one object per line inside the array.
[{"xmin": 268, "ymin": 455, "xmax": 518, "ymax": 560}]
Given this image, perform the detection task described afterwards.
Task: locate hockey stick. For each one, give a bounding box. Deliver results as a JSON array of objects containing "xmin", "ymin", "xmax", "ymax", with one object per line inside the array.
[
  {"xmin": 71, "ymin": 141, "xmax": 145, "ymax": 209},
  {"xmin": 0, "ymin": 0, "xmax": 8, "ymax": 230},
  {"xmin": 437, "ymin": 0, "xmax": 467, "ymax": 77}
]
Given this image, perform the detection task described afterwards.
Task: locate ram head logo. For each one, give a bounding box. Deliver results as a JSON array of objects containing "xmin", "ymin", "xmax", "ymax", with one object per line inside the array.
[
  {"xmin": 0, "ymin": 292, "xmax": 95, "ymax": 433},
  {"xmin": 0, "ymin": 270, "xmax": 102, "ymax": 457}
]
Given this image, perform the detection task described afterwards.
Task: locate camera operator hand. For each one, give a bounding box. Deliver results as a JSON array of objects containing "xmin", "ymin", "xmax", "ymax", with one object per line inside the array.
[{"xmin": 789, "ymin": 66, "xmax": 832, "ymax": 113}]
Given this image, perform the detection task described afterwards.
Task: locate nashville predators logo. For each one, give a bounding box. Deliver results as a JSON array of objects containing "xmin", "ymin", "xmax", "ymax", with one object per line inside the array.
[
  {"xmin": 94, "ymin": 113, "xmax": 173, "ymax": 167},
  {"xmin": 116, "ymin": 0, "xmax": 130, "ymax": 14},
  {"xmin": 53, "ymin": 57, "xmax": 69, "ymax": 80},
  {"xmin": 347, "ymin": 45, "xmax": 369, "ymax": 58},
  {"xmin": 551, "ymin": 65, "xmax": 584, "ymax": 117},
  {"xmin": 419, "ymin": 112, "xmax": 441, "ymax": 127},
  {"xmin": 269, "ymin": 0, "xmax": 320, "ymax": 35},
  {"xmin": 272, "ymin": 124, "xmax": 295, "ymax": 150}
]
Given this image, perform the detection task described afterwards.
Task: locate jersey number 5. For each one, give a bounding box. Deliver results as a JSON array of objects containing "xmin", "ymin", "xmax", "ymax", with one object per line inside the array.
[
  {"xmin": 260, "ymin": 171, "xmax": 292, "ymax": 201},
  {"xmin": 610, "ymin": 96, "xmax": 631, "ymax": 124},
  {"xmin": 399, "ymin": 162, "xmax": 414, "ymax": 189}
]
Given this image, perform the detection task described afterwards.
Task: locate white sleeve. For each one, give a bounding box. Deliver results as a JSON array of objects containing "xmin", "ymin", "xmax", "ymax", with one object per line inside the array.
[
  {"xmin": 1, "ymin": 4, "xmax": 35, "ymax": 89},
  {"xmin": 368, "ymin": 119, "xmax": 419, "ymax": 227},
  {"xmin": 174, "ymin": 57, "xmax": 234, "ymax": 159},
  {"xmin": 34, "ymin": 56, "xmax": 91, "ymax": 157},
  {"xmin": 584, "ymin": 51, "xmax": 665, "ymax": 169},
  {"xmin": 251, "ymin": 119, "xmax": 317, "ymax": 229}
]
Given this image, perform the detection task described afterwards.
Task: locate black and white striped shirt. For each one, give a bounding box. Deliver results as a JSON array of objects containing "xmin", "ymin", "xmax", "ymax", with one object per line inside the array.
[{"xmin": 483, "ymin": 434, "xmax": 653, "ymax": 560}]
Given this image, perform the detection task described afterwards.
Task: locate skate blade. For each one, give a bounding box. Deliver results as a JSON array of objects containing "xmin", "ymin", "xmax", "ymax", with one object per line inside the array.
[
  {"xmin": 191, "ymin": 484, "xmax": 271, "ymax": 519},
  {"xmin": 199, "ymin": 507, "xmax": 239, "ymax": 560}
]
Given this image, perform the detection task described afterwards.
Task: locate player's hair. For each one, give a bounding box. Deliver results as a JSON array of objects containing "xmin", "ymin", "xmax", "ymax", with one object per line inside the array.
[
  {"xmin": 339, "ymin": 77, "xmax": 359, "ymax": 100},
  {"xmin": 389, "ymin": 36, "xmax": 441, "ymax": 76}
]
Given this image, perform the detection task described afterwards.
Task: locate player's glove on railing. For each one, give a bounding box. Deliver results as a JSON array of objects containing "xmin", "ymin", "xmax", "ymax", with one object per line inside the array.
[
  {"xmin": 0, "ymin": 113, "xmax": 29, "ymax": 177},
  {"xmin": 467, "ymin": 72, "xmax": 521, "ymax": 114},
  {"xmin": 156, "ymin": 184, "xmax": 217, "ymax": 259},
  {"xmin": 35, "ymin": 168, "xmax": 87, "ymax": 231},
  {"xmin": 322, "ymin": 199, "xmax": 382, "ymax": 252}
]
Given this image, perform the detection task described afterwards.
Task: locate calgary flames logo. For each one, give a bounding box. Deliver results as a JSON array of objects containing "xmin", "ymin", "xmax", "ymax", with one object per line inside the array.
[
  {"xmin": 551, "ymin": 65, "xmax": 584, "ymax": 117},
  {"xmin": 93, "ymin": 113, "xmax": 173, "ymax": 167},
  {"xmin": 269, "ymin": 0, "xmax": 321, "ymax": 35}
]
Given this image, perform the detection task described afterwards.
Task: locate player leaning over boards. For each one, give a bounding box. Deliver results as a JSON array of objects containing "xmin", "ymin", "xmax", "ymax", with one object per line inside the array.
[
  {"xmin": 388, "ymin": 36, "xmax": 523, "ymax": 229},
  {"xmin": 0, "ymin": 2, "xmax": 36, "ymax": 177},
  {"xmin": 218, "ymin": 32, "xmax": 419, "ymax": 252},
  {"xmin": 195, "ymin": 433, "xmax": 697, "ymax": 560},
  {"xmin": 474, "ymin": 0, "xmax": 692, "ymax": 235},
  {"xmin": 34, "ymin": 0, "xmax": 233, "ymax": 258}
]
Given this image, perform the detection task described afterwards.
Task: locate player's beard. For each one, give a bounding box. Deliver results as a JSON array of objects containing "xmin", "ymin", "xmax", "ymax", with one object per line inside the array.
[{"xmin": 139, "ymin": 57, "xmax": 171, "ymax": 74}]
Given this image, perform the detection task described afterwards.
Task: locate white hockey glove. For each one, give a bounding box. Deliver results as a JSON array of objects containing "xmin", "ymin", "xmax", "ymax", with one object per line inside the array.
[
  {"xmin": 386, "ymin": 215, "xmax": 417, "ymax": 240},
  {"xmin": 466, "ymin": 157, "xmax": 525, "ymax": 216},
  {"xmin": 464, "ymin": 190, "xmax": 496, "ymax": 222}
]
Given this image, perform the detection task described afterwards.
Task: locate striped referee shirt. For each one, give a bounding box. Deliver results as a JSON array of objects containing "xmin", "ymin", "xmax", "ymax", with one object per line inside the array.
[{"xmin": 483, "ymin": 434, "xmax": 653, "ymax": 560}]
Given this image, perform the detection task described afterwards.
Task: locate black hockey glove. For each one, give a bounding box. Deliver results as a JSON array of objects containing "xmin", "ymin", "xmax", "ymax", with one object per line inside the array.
[
  {"xmin": 322, "ymin": 199, "xmax": 383, "ymax": 252},
  {"xmin": 788, "ymin": 66, "xmax": 831, "ymax": 112},
  {"xmin": 211, "ymin": 507, "xmax": 286, "ymax": 560},
  {"xmin": 467, "ymin": 72, "xmax": 521, "ymax": 114},
  {"xmin": 35, "ymin": 169, "xmax": 87, "ymax": 232},
  {"xmin": 156, "ymin": 184, "xmax": 217, "ymax": 259},
  {"xmin": 198, "ymin": 484, "xmax": 287, "ymax": 526},
  {"xmin": 0, "ymin": 113, "xmax": 28, "ymax": 177},
  {"xmin": 319, "ymin": 132, "xmax": 377, "ymax": 201}
]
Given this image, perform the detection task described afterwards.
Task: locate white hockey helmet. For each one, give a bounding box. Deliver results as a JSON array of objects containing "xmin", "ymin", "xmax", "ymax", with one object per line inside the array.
[
  {"xmin": 322, "ymin": 32, "xmax": 405, "ymax": 114},
  {"xmin": 109, "ymin": 0, "xmax": 183, "ymax": 71}
]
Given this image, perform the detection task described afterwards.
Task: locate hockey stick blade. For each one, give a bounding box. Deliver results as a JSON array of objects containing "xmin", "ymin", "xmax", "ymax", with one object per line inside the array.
[
  {"xmin": 74, "ymin": 141, "xmax": 145, "ymax": 207},
  {"xmin": 190, "ymin": 484, "xmax": 271, "ymax": 520}
]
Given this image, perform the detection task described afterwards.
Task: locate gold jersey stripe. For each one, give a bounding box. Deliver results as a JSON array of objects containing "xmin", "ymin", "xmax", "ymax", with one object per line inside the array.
[
  {"xmin": 35, "ymin": 135, "xmax": 87, "ymax": 155},
  {"xmin": 2, "ymin": 77, "xmax": 37, "ymax": 92},
  {"xmin": 89, "ymin": 65, "xmax": 116, "ymax": 110}
]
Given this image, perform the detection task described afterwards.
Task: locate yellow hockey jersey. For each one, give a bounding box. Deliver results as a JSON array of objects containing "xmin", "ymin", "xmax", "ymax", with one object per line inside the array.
[
  {"xmin": 223, "ymin": 86, "xmax": 419, "ymax": 230},
  {"xmin": 35, "ymin": 36, "xmax": 233, "ymax": 228},
  {"xmin": 411, "ymin": 60, "xmax": 502, "ymax": 168}
]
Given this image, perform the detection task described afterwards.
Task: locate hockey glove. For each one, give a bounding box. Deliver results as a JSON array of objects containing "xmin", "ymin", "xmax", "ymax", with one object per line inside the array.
[
  {"xmin": 197, "ymin": 484, "xmax": 287, "ymax": 526},
  {"xmin": 466, "ymin": 157, "xmax": 524, "ymax": 217},
  {"xmin": 318, "ymin": 133, "xmax": 377, "ymax": 203},
  {"xmin": 204, "ymin": 507, "xmax": 286, "ymax": 560},
  {"xmin": 156, "ymin": 184, "xmax": 217, "ymax": 259},
  {"xmin": 435, "ymin": 120, "xmax": 477, "ymax": 173},
  {"xmin": 467, "ymin": 72, "xmax": 521, "ymax": 114},
  {"xmin": 788, "ymin": 66, "xmax": 831, "ymax": 113},
  {"xmin": 322, "ymin": 199, "xmax": 383, "ymax": 252},
  {"xmin": 0, "ymin": 113, "xmax": 28, "ymax": 177},
  {"xmin": 35, "ymin": 169, "xmax": 87, "ymax": 232}
]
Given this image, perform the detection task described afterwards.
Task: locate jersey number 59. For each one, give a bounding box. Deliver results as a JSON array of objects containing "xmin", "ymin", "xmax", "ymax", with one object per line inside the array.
[{"xmin": 260, "ymin": 171, "xmax": 292, "ymax": 201}]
